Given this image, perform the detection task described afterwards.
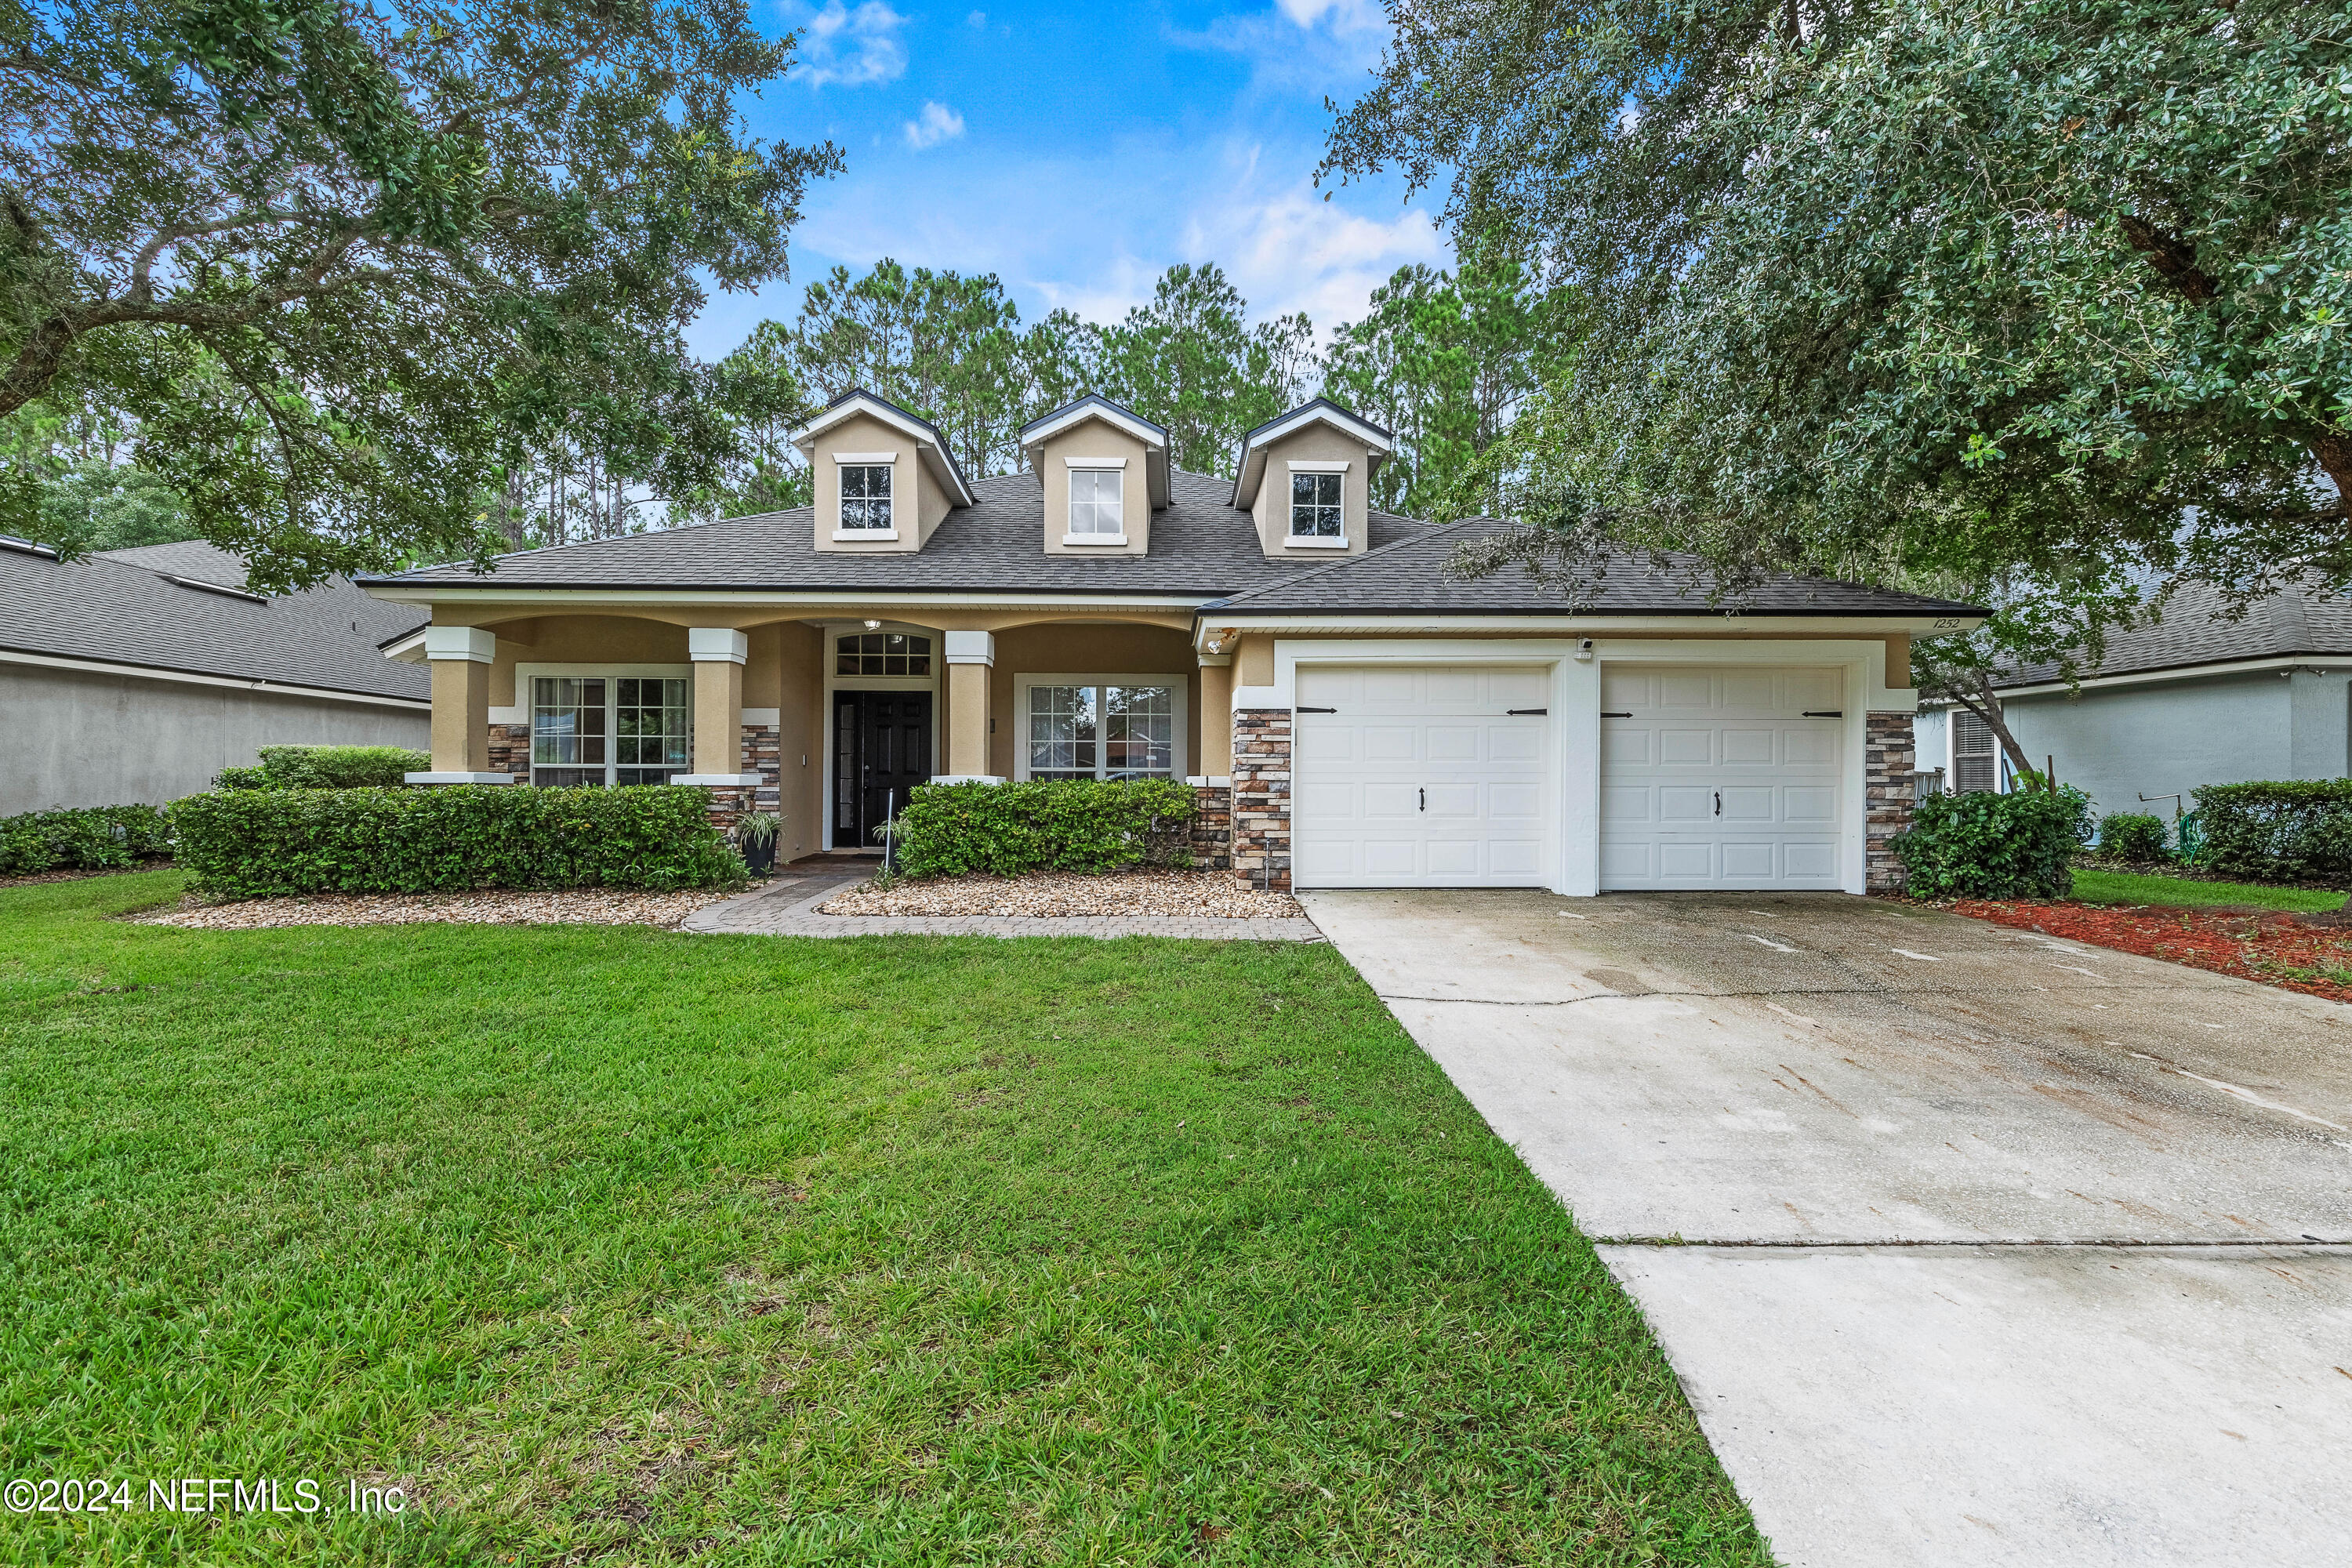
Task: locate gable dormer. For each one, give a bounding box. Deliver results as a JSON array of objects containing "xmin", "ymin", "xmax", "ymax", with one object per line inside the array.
[
  {"xmin": 1018, "ymin": 396, "xmax": 1171, "ymax": 557},
  {"xmin": 791, "ymin": 390, "xmax": 975, "ymax": 554},
  {"xmin": 1232, "ymin": 398, "xmax": 1393, "ymax": 560}
]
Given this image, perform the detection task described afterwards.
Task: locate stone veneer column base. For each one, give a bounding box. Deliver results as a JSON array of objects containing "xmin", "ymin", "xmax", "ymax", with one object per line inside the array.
[
  {"xmin": 1230, "ymin": 709, "xmax": 1292, "ymax": 891},
  {"xmin": 1865, "ymin": 711, "xmax": 1915, "ymax": 894},
  {"xmin": 1189, "ymin": 782, "xmax": 1233, "ymax": 869}
]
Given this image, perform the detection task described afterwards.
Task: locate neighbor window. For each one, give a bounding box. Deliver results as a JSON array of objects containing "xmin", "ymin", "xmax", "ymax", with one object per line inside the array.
[
  {"xmin": 835, "ymin": 632, "xmax": 933, "ymax": 676},
  {"xmin": 1290, "ymin": 470, "xmax": 1344, "ymax": 538},
  {"xmin": 839, "ymin": 463, "xmax": 893, "ymax": 531},
  {"xmin": 1069, "ymin": 468, "xmax": 1124, "ymax": 537},
  {"xmin": 1952, "ymin": 708, "xmax": 2000, "ymax": 793},
  {"xmin": 532, "ymin": 676, "xmax": 688, "ymax": 787},
  {"xmin": 1025, "ymin": 682, "xmax": 1176, "ymax": 780}
]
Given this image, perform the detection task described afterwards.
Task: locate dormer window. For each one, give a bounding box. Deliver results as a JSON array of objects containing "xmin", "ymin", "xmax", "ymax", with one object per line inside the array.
[
  {"xmin": 1066, "ymin": 463, "xmax": 1126, "ymax": 543},
  {"xmin": 1290, "ymin": 468, "xmax": 1345, "ymax": 542},
  {"xmin": 837, "ymin": 459, "xmax": 894, "ymax": 536}
]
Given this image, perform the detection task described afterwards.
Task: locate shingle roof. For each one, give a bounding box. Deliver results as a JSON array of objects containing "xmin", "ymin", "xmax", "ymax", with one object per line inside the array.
[
  {"xmin": 1206, "ymin": 517, "xmax": 1989, "ymax": 617},
  {"xmin": 0, "ymin": 538, "xmax": 429, "ymax": 699},
  {"xmin": 365, "ymin": 469, "xmax": 1432, "ymax": 596},
  {"xmin": 1994, "ymin": 579, "xmax": 2352, "ymax": 688}
]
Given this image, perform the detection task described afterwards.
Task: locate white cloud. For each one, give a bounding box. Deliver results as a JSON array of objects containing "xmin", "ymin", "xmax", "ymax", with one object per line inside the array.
[
  {"xmin": 902, "ymin": 101, "xmax": 967, "ymax": 151},
  {"xmin": 1175, "ymin": 150, "xmax": 1449, "ymax": 333},
  {"xmin": 795, "ymin": 1, "xmax": 909, "ymax": 89},
  {"xmin": 1272, "ymin": 0, "xmax": 1384, "ymax": 28},
  {"xmin": 965, "ymin": 9, "xmax": 985, "ymax": 26}
]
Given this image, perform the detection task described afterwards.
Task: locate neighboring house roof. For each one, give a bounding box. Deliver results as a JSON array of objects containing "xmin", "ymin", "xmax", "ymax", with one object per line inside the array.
[
  {"xmin": 1203, "ymin": 517, "xmax": 1989, "ymax": 618},
  {"xmin": 364, "ymin": 469, "xmax": 1433, "ymax": 596},
  {"xmin": 0, "ymin": 536, "xmax": 430, "ymax": 701},
  {"xmin": 1993, "ymin": 579, "xmax": 2352, "ymax": 689}
]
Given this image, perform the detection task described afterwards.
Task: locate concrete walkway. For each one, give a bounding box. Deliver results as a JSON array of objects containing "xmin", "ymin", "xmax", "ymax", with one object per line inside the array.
[
  {"xmin": 684, "ymin": 870, "xmax": 1325, "ymax": 942},
  {"xmin": 1301, "ymin": 888, "xmax": 2352, "ymax": 1568}
]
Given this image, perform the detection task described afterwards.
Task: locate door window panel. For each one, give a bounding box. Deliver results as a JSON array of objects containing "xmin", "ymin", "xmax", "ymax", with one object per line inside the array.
[{"xmin": 836, "ymin": 632, "xmax": 932, "ymax": 677}]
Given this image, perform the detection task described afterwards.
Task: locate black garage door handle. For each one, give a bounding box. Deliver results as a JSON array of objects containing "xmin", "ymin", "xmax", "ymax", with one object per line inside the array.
[
  {"xmin": 1802, "ymin": 710, "xmax": 1843, "ymax": 717},
  {"xmin": 1297, "ymin": 706, "xmax": 1337, "ymax": 713},
  {"xmin": 1602, "ymin": 710, "xmax": 1632, "ymax": 717},
  {"xmin": 1507, "ymin": 708, "xmax": 1548, "ymax": 715}
]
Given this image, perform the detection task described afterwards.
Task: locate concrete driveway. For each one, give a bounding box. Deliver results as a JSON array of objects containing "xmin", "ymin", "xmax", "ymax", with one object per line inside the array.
[{"xmin": 1301, "ymin": 889, "xmax": 2352, "ymax": 1568}]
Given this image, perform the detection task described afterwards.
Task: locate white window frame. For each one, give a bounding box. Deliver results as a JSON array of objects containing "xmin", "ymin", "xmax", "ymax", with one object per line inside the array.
[
  {"xmin": 1287, "ymin": 459, "xmax": 1349, "ymax": 547},
  {"xmin": 503, "ymin": 662, "xmax": 695, "ymax": 787},
  {"xmin": 834, "ymin": 454, "xmax": 898, "ymax": 539},
  {"xmin": 1947, "ymin": 704, "xmax": 2005, "ymax": 793},
  {"xmin": 1013, "ymin": 673, "xmax": 1189, "ymax": 781},
  {"xmin": 1064, "ymin": 458, "xmax": 1127, "ymax": 545}
]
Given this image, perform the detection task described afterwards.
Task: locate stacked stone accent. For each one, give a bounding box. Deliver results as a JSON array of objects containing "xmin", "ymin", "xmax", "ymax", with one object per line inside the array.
[
  {"xmin": 488, "ymin": 723, "xmax": 531, "ymax": 784},
  {"xmin": 1189, "ymin": 782, "xmax": 1232, "ymax": 869},
  {"xmin": 1865, "ymin": 711, "xmax": 1915, "ymax": 893},
  {"xmin": 702, "ymin": 722, "xmax": 782, "ymax": 831},
  {"xmin": 1230, "ymin": 709, "xmax": 1293, "ymax": 891}
]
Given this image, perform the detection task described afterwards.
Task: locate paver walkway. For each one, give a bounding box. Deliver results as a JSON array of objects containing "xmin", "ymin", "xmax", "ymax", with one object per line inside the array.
[{"xmin": 683, "ymin": 870, "xmax": 1326, "ymax": 942}]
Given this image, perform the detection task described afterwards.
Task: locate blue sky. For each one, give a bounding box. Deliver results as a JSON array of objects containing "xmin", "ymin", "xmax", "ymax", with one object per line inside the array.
[{"xmin": 687, "ymin": 0, "xmax": 1454, "ymax": 361}]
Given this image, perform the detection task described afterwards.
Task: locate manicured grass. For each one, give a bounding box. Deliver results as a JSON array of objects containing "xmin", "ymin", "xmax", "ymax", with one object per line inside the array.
[
  {"xmin": 2069, "ymin": 866, "xmax": 2347, "ymax": 914},
  {"xmin": 0, "ymin": 872, "xmax": 1765, "ymax": 1566}
]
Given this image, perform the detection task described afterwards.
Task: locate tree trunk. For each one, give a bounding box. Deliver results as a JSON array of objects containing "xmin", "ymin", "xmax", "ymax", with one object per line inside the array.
[
  {"xmin": 1946, "ymin": 676, "xmax": 2041, "ymax": 789},
  {"xmin": 2312, "ymin": 426, "xmax": 2352, "ymax": 521}
]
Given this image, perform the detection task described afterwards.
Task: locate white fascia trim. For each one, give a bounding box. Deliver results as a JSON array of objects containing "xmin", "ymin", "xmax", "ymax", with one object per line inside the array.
[
  {"xmin": 833, "ymin": 451, "xmax": 897, "ymax": 463},
  {"xmin": 0, "ymin": 644, "xmax": 432, "ymax": 710},
  {"xmin": 831, "ymin": 529, "xmax": 900, "ymax": 542},
  {"xmin": 382, "ymin": 628, "xmax": 429, "ymax": 664},
  {"xmin": 1247, "ymin": 405, "xmax": 1394, "ymax": 458},
  {"xmin": 1195, "ymin": 613, "xmax": 1983, "ymax": 646},
  {"xmin": 1022, "ymin": 404, "xmax": 1168, "ymax": 452},
  {"xmin": 366, "ymin": 587, "xmax": 1216, "ymax": 612},
  {"xmin": 1287, "ymin": 459, "xmax": 1351, "ymax": 472},
  {"xmin": 1944, "ymin": 655, "xmax": 2352, "ymax": 702},
  {"xmin": 1283, "ymin": 535, "xmax": 1350, "ymax": 549},
  {"xmin": 1062, "ymin": 456, "xmax": 1128, "ymax": 469},
  {"xmin": 674, "ymin": 772, "xmax": 763, "ymax": 786},
  {"xmin": 1062, "ymin": 535, "xmax": 1129, "ymax": 547},
  {"xmin": 405, "ymin": 771, "xmax": 514, "ymax": 785},
  {"xmin": 789, "ymin": 396, "xmax": 976, "ymax": 506}
]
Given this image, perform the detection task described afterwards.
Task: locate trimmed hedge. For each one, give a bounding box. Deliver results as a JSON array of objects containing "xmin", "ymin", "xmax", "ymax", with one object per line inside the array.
[
  {"xmin": 0, "ymin": 804, "xmax": 173, "ymax": 877},
  {"xmin": 2096, "ymin": 811, "xmax": 2170, "ymax": 862},
  {"xmin": 1893, "ymin": 786, "xmax": 2093, "ymax": 900},
  {"xmin": 890, "ymin": 779, "xmax": 1196, "ymax": 878},
  {"xmin": 216, "ymin": 744, "xmax": 430, "ymax": 790},
  {"xmin": 170, "ymin": 786, "xmax": 743, "ymax": 898},
  {"xmin": 2191, "ymin": 779, "xmax": 2352, "ymax": 884}
]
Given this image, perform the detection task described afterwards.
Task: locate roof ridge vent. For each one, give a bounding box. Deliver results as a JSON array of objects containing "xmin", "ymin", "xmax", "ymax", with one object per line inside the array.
[
  {"xmin": 164, "ymin": 572, "xmax": 270, "ymax": 604},
  {"xmin": 1, "ymin": 534, "xmax": 60, "ymax": 559}
]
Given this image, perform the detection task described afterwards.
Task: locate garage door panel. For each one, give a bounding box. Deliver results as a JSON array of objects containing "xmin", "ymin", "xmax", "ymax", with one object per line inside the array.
[
  {"xmin": 1294, "ymin": 664, "xmax": 1553, "ymax": 888},
  {"xmin": 1602, "ymin": 664, "xmax": 1846, "ymax": 890}
]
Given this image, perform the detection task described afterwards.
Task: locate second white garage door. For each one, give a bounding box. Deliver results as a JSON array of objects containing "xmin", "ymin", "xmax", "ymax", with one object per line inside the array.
[
  {"xmin": 1293, "ymin": 665, "xmax": 1552, "ymax": 887},
  {"xmin": 1599, "ymin": 666, "xmax": 1846, "ymax": 890}
]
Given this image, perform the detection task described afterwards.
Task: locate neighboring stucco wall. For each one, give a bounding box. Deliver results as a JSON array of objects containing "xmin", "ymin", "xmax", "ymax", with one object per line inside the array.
[
  {"xmin": 1918, "ymin": 670, "xmax": 2346, "ymax": 821},
  {"xmin": 3, "ymin": 662, "xmax": 428, "ymax": 814}
]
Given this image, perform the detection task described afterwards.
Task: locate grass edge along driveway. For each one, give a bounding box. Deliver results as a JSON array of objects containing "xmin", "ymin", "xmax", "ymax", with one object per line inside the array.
[{"xmin": 0, "ymin": 872, "xmax": 1768, "ymax": 1567}]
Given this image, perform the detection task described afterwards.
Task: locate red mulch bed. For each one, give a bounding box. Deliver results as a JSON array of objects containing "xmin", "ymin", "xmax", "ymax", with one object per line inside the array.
[{"xmin": 1953, "ymin": 898, "xmax": 2352, "ymax": 1004}]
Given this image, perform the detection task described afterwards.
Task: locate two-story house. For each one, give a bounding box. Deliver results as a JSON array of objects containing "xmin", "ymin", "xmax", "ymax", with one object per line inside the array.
[{"xmin": 361, "ymin": 390, "xmax": 1982, "ymax": 893}]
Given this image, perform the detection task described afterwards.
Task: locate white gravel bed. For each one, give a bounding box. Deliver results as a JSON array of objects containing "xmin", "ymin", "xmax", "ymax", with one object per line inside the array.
[
  {"xmin": 819, "ymin": 869, "xmax": 1304, "ymax": 920},
  {"xmin": 140, "ymin": 887, "xmax": 740, "ymax": 931}
]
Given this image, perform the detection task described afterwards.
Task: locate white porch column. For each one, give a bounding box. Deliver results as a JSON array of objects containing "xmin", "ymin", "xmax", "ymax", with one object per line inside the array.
[
  {"xmin": 406, "ymin": 626, "xmax": 511, "ymax": 783},
  {"xmin": 677, "ymin": 627, "xmax": 760, "ymax": 785}
]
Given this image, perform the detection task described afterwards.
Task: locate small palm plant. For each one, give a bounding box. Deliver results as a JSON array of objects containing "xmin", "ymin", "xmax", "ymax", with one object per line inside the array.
[{"xmin": 732, "ymin": 811, "xmax": 784, "ymax": 875}]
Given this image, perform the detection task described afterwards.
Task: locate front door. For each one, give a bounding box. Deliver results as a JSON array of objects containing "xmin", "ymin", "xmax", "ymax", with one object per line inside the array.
[{"xmin": 833, "ymin": 691, "xmax": 933, "ymax": 848}]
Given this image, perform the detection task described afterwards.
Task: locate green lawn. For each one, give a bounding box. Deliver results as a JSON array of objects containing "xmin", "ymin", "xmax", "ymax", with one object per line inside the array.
[
  {"xmin": 0, "ymin": 872, "xmax": 1764, "ymax": 1566},
  {"xmin": 2070, "ymin": 866, "xmax": 2347, "ymax": 913}
]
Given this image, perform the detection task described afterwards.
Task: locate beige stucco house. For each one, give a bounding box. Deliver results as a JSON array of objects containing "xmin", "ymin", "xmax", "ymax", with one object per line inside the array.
[{"xmin": 361, "ymin": 390, "xmax": 1983, "ymax": 892}]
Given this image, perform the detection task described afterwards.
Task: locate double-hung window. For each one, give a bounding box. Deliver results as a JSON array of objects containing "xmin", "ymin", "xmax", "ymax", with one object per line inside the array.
[
  {"xmin": 1023, "ymin": 680, "xmax": 1180, "ymax": 780},
  {"xmin": 1951, "ymin": 708, "xmax": 2001, "ymax": 793},
  {"xmin": 1067, "ymin": 466, "xmax": 1124, "ymax": 541},
  {"xmin": 1290, "ymin": 470, "xmax": 1345, "ymax": 541},
  {"xmin": 838, "ymin": 463, "xmax": 893, "ymax": 533},
  {"xmin": 532, "ymin": 676, "xmax": 690, "ymax": 786}
]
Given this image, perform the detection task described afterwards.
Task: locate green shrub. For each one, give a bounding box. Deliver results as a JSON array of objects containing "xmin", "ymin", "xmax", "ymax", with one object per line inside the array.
[
  {"xmin": 890, "ymin": 779, "xmax": 1196, "ymax": 879},
  {"xmin": 213, "ymin": 745, "xmax": 431, "ymax": 790},
  {"xmin": 0, "ymin": 804, "xmax": 173, "ymax": 876},
  {"xmin": 169, "ymin": 786, "xmax": 742, "ymax": 898},
  {"xmin": 2096, "ymin": 812, "xmax": 2170, "ymax": 862},
  {"xmin": 1893, "ymin": 786, "xmax": 2093, "ymax": 900},
  {"xmin": 2191, "ymin": 779, "xmax": 2352, "ymax": 884}
]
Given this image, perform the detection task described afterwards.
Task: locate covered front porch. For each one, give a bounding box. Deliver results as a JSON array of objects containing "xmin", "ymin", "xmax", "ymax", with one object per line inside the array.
[{"xmin": 392, "ymin": 604, "xmax": 1242, "ymax": 864}]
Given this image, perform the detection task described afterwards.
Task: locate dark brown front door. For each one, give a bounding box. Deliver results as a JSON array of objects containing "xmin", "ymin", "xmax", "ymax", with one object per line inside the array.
[{"xmin": 833, "ymin": 691, "xmax": 932, "ymax": 848}]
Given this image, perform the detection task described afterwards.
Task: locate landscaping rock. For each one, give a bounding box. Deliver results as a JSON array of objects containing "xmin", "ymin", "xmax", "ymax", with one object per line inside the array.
[{"xmin": 820, "ymin": 868, "xmax": 1304, "ymax": 920}]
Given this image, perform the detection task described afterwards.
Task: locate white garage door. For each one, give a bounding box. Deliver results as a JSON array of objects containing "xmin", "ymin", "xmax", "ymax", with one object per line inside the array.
[
  {"xmin": 1599, "ymin": 666, "xmax": 1846, "ymax": 890},
  {"xmin": 1294, "ymin": 665, "xmax": 1552, "ymax": 887}
]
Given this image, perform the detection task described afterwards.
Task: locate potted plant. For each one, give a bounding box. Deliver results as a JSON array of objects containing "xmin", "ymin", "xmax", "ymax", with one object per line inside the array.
[{"xmin": 733, "ymin": 811, "xmax": 783, "ymax": 876}]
